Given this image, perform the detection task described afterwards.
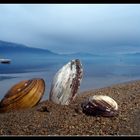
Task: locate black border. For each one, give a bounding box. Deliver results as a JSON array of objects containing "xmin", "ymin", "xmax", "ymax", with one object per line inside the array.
[{"xmin": 0, "ymin": 2, "xmax": 140, "ymax": 139}]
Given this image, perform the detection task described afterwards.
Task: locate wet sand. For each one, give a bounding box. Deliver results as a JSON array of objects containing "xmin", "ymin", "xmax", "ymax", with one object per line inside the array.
[{"xmin": 0, "ymin": 80, "xmax": 140, "ymax": 136}]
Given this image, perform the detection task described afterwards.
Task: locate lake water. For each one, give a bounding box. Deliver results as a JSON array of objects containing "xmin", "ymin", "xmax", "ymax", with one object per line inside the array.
[{"xmin": 0, "ymin": 54, "xmax": 140, "ymax": 101}]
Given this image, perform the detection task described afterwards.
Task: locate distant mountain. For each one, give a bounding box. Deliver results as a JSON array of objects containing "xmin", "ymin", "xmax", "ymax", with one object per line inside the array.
[
  {"xmin": 0, "ymin": 40, "xmax": 57, "ymax": 57},
  {"xmin": 60, "ymin": 52, "xmax": 100, "ymax": 58},
  {"xmin": 0, "ymin": 40, "xmax": 98, "ymax": 59},
  {"xmin": 123, "ymin": 52, "xmax": 140, "ymax": 57}
]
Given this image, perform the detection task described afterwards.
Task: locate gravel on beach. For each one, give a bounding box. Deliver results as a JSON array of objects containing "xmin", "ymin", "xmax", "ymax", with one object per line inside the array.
[{"xmin": 0, "ymin": 80, "xmax": 140, "ymax": 136}]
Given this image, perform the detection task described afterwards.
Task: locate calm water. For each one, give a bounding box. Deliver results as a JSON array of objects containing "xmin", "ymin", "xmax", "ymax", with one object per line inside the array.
[{"xmin": 0, "ymin": 54, "xmax": 140, "ymax": 100}]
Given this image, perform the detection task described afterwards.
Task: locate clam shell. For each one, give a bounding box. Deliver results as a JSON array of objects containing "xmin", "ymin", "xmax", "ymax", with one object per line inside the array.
[
  {"xmin": 49, "ymin": 59, "xmax": 83, "ymax": 105},
  {"xmin": 0, "ymin": 78, "xmax": 45, "ymax": 113},
  {"xmin": 81, "ymin": 95, "xmax": 118, "ymax": 117}
]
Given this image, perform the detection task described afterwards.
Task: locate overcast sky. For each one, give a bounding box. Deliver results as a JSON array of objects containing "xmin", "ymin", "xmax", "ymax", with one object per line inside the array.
[{"xmin": 0, "ymin": 4, "xmax": 140, "ymax": 54}]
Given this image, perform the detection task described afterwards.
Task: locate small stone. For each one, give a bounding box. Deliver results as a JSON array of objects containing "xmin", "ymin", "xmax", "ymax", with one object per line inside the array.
[{"xmin": 37, "ymin": 106, "xmax": 50, "ymax": 112}]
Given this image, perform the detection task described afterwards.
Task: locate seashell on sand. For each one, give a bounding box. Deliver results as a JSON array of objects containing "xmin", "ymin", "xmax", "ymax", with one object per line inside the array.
[
  {"xmin": 0, "ymin": 78, "xmax": 45, "ymax": 113},
  {"xmin": 81, "ymin": 95, "xmax": 118, "ymax": 117},
  {"xmin": 49, "ymin": 59, "xmax": 83, "ymax": 105}
]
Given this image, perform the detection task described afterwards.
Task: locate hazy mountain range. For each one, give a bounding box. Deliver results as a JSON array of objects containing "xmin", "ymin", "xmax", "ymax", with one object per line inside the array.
[
  {"xmin": 0, "ymin": 40, "xmax": 140, "ymax": 59},
  {"xmin": 0, "ymin": 40, "xmax": 98, "ymax": 58},
  {"xmin": 0, "ymin": 40, "xmax": 57, "ymax": 56}
]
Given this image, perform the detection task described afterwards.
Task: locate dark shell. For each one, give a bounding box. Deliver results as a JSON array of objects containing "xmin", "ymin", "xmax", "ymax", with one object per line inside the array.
[
  {"xmin": 81, "ymin": 95, "xmax": 118, "ymax": 117},
  {"xmin": 49, "ymin": 59, "xmax": 83, "ymax": 105},
  {"xmin": 0, "ymin": 78, "xmax": 45, "ymax": 113}
]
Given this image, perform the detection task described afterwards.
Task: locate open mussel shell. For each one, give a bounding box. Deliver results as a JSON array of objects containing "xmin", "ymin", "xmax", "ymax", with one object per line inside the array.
[
  {"xmin": 81, "ymin": 95, "xmax": 118, "ymax": 117},
  {"xmin": 49, "ymin": 59, "xmax": 83, "ymax": 105},
  {"xmin": 0, "ymin": 78, "xmax": 45, "ymax": 113}
]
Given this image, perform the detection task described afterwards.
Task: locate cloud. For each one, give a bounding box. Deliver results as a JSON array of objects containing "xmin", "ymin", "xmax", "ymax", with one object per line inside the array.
[{"xmin": 0, "ymin": 4, "xmax": 140, "ymax": 53}]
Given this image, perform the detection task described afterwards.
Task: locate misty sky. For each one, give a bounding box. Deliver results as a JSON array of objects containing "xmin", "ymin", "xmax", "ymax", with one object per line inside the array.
[{"xmin": 0, "ymin": 4, "xmax": 140, "ymax": 54}]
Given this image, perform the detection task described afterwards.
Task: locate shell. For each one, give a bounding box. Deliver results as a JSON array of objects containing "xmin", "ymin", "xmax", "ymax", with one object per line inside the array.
[
  {"xmin": 81, "ymin": 95, "xmax": 118, "ymax": 117},
  {"xmin": 0, "ymin": 78, "xmax": 45, "ymax": 113},
  {"xmin": 49, "ymin": 59, "xmax": 83, "ymax": 105}
]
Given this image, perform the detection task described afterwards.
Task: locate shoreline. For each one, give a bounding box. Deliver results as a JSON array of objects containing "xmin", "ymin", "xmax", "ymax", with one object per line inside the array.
[
  {"xmin": 0, "ymin": 80, "xmax": 140, "ymax": 135},
  {"xmin": 1, "ymin": 71, "xmax": 140, "ymax": 100}
]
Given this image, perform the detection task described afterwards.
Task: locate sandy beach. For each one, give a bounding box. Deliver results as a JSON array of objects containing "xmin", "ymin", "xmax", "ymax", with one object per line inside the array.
[{"xmin": 0, "ymin": 80, "xmax": 140, "ymax": 136}]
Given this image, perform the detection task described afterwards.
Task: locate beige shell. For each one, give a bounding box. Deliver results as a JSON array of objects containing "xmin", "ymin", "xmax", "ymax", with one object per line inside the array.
[
  {"xmin": 0, "ymin": 78, "xmax": 45, "ymax": 113},
  {"xmin": 81, "ymin": 95, "xmax": 118, "ymax": 117}
]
